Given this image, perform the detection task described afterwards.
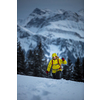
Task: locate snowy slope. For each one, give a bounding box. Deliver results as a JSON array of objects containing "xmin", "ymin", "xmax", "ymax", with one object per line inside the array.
[{"xmin": 17, "ymin": 75, "xmax": 84, "ymax": 100}]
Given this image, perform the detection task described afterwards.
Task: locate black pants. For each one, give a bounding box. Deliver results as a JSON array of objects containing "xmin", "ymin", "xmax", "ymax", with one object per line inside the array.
[{"xmin": 52, "ymin": 71, "xmax": 61, "ymax": 79}]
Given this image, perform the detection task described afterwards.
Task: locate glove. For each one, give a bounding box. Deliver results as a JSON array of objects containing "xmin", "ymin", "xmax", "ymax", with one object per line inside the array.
[
  {"xmin": 46, "ymin": 71, "xmax": 49, "ymax": 74},
  {"xmin": 62, "ymin": 58, "xmax": 65, "ymax": 61},
  {"xmin": 59, "ymin": 66, "xmax": 61, "ymax": 69}
]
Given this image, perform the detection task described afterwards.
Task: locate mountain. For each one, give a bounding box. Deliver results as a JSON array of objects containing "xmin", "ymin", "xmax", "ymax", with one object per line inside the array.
[
  {"xmin": 17, "ymin": 8, "xmax": 84, "ymax": 63},
  {"xmin": 78, "ymin": 9, "xmax": 84, "ymax": 16},
  {"xmin": 17, "ymin": 75, "xmax": 84, "ymax": 100}
]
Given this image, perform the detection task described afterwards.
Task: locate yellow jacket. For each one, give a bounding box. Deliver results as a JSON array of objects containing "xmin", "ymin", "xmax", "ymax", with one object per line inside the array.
[{"xmin": 47, "ymin": 58, "xmax": 67, "ymax": 73}]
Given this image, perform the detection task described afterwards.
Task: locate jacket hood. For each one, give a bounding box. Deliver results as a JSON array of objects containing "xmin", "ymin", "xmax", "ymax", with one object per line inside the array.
[{"xmin": 52, "ymin": 53, "xmax": 57, "ymax": 58}]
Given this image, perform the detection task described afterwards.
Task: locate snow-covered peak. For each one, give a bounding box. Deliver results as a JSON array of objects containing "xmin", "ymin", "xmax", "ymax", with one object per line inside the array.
[
  {"xmin": 32, "ymin": 8, "xmax": 46, "ymax": 15},
  {"xmin": 18, "ymin": 8, "xmax": 84, "ymax": 27},
  {"xmin": 78, "ymin": 9, "xmax": 84, "ymax": 16},
  {"xmin": 44, "ymin": 9, "xmax": 52, "ymax": 12},
  {"xmin": 53, "ymin": 9, "xmax": 65, "ymax": 14},
  {"xmin": 17, "ymin": 8, "xmax": 84, "ymax": 62}
]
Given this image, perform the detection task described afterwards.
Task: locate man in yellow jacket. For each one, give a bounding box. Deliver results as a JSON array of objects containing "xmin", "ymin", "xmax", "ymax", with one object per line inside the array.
[{"xmin": 46, "ymin": 53, "xmax": 67, "ymax": 79}]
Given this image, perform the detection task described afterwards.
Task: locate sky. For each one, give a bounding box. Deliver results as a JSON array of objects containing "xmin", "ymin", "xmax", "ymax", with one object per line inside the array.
[{"xmin": 17, "ymin": 0, "xmax": 84, "ymax": 19}]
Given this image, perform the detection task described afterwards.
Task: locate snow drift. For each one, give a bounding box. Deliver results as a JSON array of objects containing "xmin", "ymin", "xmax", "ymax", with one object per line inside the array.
[{"xmin": 17, "ymin": 75, "xmax": 84, "ymax": 100}]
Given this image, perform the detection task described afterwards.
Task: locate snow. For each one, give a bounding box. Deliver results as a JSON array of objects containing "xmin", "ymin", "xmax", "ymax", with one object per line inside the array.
[
  {"xmin": 17, "ymin": 75, "xmax": 84, "ymax": 100},
  {"xmin": 27, "ymin": 27, "xmax": 39, "ymax": 33},
  {"xmin": 49, "ymin": 44, "xmax": 60, "ymax": 57},
  {"xmin": 18, "ymin": 9, "xmax": 84, "ymax": 42},
  {"xmin": 78, "ymin": 9, "xmax": 84, "ymax": 16},
  {"xmin": 45, "ymin": 44, "xmax": 66, "ymax": 58},
  {"xmin": 48, "ymin": 20, "xmax": 84, "ymax": 37},
  {"xmin": 17, "ymin": 8, "xmax": 84, "ymax": 61},
  {"xmin": 38, "ymin": 29, "xmax": 84, "ymax": 42},
  {"xmin": 19, "ymin": 25, "xmax": 36, "ymax": 36},
  {"xmin": 18, "ymin": 37, "xmax": 37, "ymax": 52},
  {"xmin": 36, "ymin": 19, "xmax": 84, "ymax": 42}
]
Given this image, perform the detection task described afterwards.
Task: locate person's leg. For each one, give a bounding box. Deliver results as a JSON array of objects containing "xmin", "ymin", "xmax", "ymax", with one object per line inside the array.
[
  {"xmin": 52, "ymin": 73, "xmax": 56, "ymax": 79},
  {"xmin": 56, "ymin": 71, "xmax": 61, "ymax": 79}
]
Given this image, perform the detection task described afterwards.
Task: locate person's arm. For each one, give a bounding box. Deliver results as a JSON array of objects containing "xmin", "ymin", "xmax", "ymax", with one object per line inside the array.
[
  {"xmin": 46, "ymin": 60, "xmax": 52, "ymax": 72},
  {"xmin": 61, "ymin": 58, "xmax": 67, "ymax": 64}
]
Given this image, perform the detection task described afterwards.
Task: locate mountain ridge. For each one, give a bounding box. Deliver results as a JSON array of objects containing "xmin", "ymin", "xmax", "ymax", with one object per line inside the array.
[{"xmin": 17, "ymin": 8, "xmax": 84, "ymax": 63}]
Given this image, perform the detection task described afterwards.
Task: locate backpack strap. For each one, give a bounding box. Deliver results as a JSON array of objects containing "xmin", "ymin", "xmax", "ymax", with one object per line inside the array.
[
  {"xmin": 52, "ymin": 59, "xmax": 53, "ymax": 66},
  {"xmin": 57, "ymin": 58, "xmax": 61, "ymax": 68},
  {"xmin": 57, "ymin": 58, "xmax": 59, "ymax": 64}
]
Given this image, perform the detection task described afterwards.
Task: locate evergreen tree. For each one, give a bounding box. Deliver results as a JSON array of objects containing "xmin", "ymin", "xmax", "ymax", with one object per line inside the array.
[
  {"xmin": 26, "ymin": 49, "xmax": 34, "ymax": 75},
  {"xmin": 62, "ymin": 65, "xmax": 67, "ymax": 79},
  {"xmin": 33, "ymin": 41, "xmax": 47, "ymax": 77},
  {"xmin": 81, "ymin": 58, "xmax": 84, "ymax": 82},
  {"xmin": 62, "ymin": 58, "xmax": 73, "ymax": 80},
  {"xmin": 17, "ymin": 38, "xmax": 26, "ymax": 74},
  {"xmin": 67, "ymin": 57, "xmax": 72, "ymax": 80},
  {"xmin": 68, "ymin": 57, "xmax": 72, "ymax": 67},
  {"xmin": 25, "ymin": 41, "xmax": 47, "ymax": 77},
  {"xmin": 73, "ymin": 57, "xmax": 82, "ymax": 82}
]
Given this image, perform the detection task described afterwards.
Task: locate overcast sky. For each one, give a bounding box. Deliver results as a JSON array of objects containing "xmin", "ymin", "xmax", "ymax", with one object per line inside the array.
[{"xmin": 17, "ymin": 0, "xmax": 84, "ymax": 19}]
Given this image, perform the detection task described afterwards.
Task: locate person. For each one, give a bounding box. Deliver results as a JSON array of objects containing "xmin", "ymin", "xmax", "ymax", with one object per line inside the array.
[{"xmin": 46, "ymin": 53, "xmax": 67, "ymax": 79}]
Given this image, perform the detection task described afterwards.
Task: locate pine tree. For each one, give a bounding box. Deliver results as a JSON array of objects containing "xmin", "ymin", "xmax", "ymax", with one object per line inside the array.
[
  {"xmin": 17, "ymin": 38, "xmax": 26, "ymax": 74},
  {"xmin": 32, "ymin": 49, "xmax": 40, "ymax": 76},
  {"xmin": 33, "ymin": 41, "xmax": 47, "ymax": 77},
  {"xmin": 62, "ymin": 58, "xmax": 73, "ymax": 80},
  {"xmin": 67, "ymin": 57, "xmax": 72, "ymax": 80},
  {"xmin": 68, "ymin": 58, "xmax": 72, "ymax": 67},
  {"xmin": 62, "ymin": 65, "xmax": 67, "ymax": 79},
  {"xmin": 26, "ymin": 49, "xmax": 34, "ymax": 75},
  {"xmin": 73, "ymin": 57, "xmax": 82, "ymax": 82},
  {"xmin": 81, "ymin": 58, "xmax": 84, "ymax": 82}
]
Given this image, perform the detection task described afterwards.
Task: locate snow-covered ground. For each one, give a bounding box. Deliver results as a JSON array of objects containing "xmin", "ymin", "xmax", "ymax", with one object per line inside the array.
[{"xmin": 17, "ymin": 75, "xmax": 84, "ymax": 100}]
